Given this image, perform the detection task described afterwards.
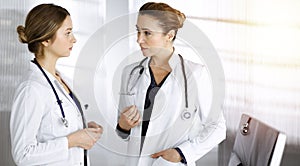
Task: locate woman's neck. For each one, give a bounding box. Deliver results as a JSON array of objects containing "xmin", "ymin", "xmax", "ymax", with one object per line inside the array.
[
  {"xmin": 35, "ymin": 55, "xmax": 70, "ymax": 93},
  {"xmin": 150, "ymin": 47, "xmax": 174, "ymax": 67},
  {"xmin": 35, "ymin": 56, "xmax": 58, "ymax": 77}
]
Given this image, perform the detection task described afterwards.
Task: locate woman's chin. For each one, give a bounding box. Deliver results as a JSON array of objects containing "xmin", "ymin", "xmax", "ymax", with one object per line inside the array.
[{"xmin": 141, "ymin": 50, "xmax": 153, "ymax": 57}]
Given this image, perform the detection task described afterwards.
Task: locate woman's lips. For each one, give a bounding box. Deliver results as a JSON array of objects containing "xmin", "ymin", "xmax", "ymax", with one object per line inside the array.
[{"xmin": 141, "ymin": 47, "xmax": 147, "ymax": 51}]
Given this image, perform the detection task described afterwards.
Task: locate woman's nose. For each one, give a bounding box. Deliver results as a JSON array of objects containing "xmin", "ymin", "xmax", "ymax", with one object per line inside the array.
[
  {"xmin": 72, "ymin": 35, "xmax": 77, "ymax": 43},
  {"xmin": 137, "ymin": 33, "xmax": 144, "ymax": 44}
]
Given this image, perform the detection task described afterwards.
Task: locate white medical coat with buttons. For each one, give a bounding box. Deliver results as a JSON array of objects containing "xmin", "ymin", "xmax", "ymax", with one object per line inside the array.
[
  {"xmin": 10, "ymin": 62, "xmax": 86, "ymax": 166},
  {"xmin": 118, "ymin": 52, "xmax": 226, "ymax": 166}
]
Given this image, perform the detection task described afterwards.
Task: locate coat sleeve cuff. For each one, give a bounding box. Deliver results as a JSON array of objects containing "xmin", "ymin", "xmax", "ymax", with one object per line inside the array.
[
  {"xmin": 177, "ymin": 141, "xmax": 198, "ymax": 165},
  {"xmin": 115, "ymin": 123, "xmax": 130, "ymax": 139},
  {"xmin": 174, "ymin": 147, "xmax": 187, "ymax": 164}
]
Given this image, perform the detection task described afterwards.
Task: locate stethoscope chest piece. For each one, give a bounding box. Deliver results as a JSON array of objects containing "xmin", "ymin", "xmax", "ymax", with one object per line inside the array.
[
  {"xmin": 61, "ymin": 117, "xmax": 69, "ymax": 128},
  {"xmin": 181, "ymin": 109, "xmax": 191, "ymax": 120}
]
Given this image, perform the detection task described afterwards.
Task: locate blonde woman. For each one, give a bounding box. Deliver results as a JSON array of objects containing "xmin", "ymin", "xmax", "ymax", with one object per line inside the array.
[{"xmin": 116, "ymin": 2, "xmax": 226, "ymax": 166}]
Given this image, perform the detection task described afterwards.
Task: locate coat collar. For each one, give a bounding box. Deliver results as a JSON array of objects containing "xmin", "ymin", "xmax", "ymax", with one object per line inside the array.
[{"xmin": 29, "ymin": 61, "xmax": 72, "ymax": 88}]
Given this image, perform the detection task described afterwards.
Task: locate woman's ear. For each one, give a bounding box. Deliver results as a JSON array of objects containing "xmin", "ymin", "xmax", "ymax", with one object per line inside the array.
[
  {"xmin": 167, "ymin": 30, "xmax": 176, "ymax": 41},
  {"xmin": 41, "ymin": 40, "xmax": 50, "ymax": 47}
]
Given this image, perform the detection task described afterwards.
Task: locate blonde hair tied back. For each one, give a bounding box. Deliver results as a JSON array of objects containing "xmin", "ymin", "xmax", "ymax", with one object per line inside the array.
[
  {"xmin": 17, "ymin": 25, "xmax": 28, "ymax": 44},
  {"xmin": 176, "ymin": 11, "xmax": 186, "ymax": 29},
  {"xmin": 139, "ymin": 2, "xmax": 186, "ymax": 41}
]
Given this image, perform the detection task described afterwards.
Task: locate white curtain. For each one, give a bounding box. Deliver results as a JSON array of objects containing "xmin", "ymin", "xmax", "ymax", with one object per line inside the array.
[
  {"xmin": 186, "ymin": 0, "xmax": 300, "ymax": 165},
  {"xmin": 0, "ymin": 1, "xmax": 29, "ymax": 164}
]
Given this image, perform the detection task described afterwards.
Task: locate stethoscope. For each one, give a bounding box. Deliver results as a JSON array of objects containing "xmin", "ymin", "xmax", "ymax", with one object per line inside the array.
[
  {"xmin": 32, "ymin": 58, "xmax": 68, "ymax": 128},
  {"xmin": 125, "ymin": 54, "xmax": 192, "ymax": 120}
]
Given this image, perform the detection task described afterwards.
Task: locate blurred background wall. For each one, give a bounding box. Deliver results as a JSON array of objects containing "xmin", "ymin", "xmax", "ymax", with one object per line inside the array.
[{"xmin": 1, "ymin": 0, "xmax": 299, "ymax": 165}]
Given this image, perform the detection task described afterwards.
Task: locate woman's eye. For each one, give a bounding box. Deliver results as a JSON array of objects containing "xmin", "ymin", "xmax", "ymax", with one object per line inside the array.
[
  {"xmin": 144, "ymin": 31, "xmax": 151, "ymax": 36},
  {"xmin": 66, "ymin": 31, "xmax": 72, "ymax": 36}
]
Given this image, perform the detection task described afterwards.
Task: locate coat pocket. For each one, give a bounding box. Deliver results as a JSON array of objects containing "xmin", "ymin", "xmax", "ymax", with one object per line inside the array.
[{"xmin": 152, "ymin": 157, "xmax": 183, "ymax": 166}]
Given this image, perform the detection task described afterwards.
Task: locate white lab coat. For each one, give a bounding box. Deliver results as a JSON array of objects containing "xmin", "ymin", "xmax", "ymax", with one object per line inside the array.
[
  {"xmin": 10, "ymin": 62, "xmax": 86, "ymax": 166},
  {"xmin": 118, "ymin": 52, "xmax": 226, "ymax": 166}
]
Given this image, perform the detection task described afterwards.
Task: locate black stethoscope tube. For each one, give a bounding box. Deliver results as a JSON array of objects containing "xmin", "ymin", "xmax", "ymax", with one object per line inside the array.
[
  {"xmin": 32, "ymin": 58, "xmax": 68, "ymax": 127},
  {"xmin": 178, "ymin": 54, "xmax": 188, "ymax": 108},
  {"xmin": 128, "ymin": 54, "xmax": 188, "ymax": 109}
]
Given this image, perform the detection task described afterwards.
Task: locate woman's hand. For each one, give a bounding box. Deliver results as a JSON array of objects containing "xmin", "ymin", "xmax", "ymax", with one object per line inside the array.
[
  {"xmin": 67, "ymin": 127, "xmax": 102, "ymax": 150},
  {"xmin": 88, "ymin": 121, "xmax": 103, "ymax": 131},
  {"xmin": 152, "ymin": 148, "xmax": 182, "ymax": 163},
  {"xmin": 118, "ymin": 105, "xmax": 140, "ymax": 131}
]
